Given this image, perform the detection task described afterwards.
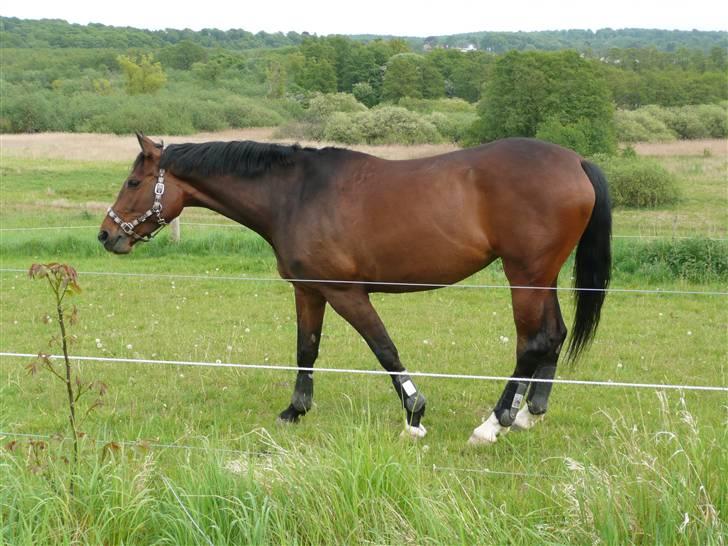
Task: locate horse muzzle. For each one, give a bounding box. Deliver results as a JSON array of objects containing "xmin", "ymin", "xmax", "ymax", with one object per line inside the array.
[{"xmin": 98, "ymin": 229, "xmax": 133, "ymax": 254}]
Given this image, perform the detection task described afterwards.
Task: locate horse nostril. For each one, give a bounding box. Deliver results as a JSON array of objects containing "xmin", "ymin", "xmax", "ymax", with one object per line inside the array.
[{"xmin": 98, "ymin": 230, "xmax": 109, "ymax": 242}]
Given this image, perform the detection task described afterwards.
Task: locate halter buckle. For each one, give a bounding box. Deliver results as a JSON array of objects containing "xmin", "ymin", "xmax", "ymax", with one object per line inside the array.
[
  {"xmin": 120, "ymin": 222, "xmax": 135, "ymax": 235},
  {"xmin": 154, "ymin": 182, "xmax": 165, "ymax": 196}
]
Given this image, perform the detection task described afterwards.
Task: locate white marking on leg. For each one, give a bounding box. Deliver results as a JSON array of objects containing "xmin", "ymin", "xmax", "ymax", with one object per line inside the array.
[
  {"xmin": 401, "ymin": 380, "xmax": 417, "ymax": 397},
  {"xmin": 468, "ymin": 412, "xmax": 508, "ymax": 445},
  {"xmin": 512, "ymin": 405, "xmax": 544, "ymax": 431},
  {"xmin": 401, "ymin": 423, "xmax": 427, "ymax": 439}
]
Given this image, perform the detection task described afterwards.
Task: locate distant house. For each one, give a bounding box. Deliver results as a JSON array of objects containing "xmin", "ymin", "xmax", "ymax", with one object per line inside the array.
[{"xmin": 459, "ymin": 44, "xmax": 477, "ymax": 52}]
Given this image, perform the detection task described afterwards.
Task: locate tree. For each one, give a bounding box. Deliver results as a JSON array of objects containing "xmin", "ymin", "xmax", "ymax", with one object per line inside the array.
[
  {"xmin": 382, "ymin": 53, "xmax": 445, "ymax": 101},
  {"xmin": 266, "ymin": 60, "xmax": 287, "ymax": 98},
  {"xmin": 158, "ymin": 40, "xmax": 207, "ymax": 70},
  {"xmin": 471, "ymin": 51, "xmax": 616, "ymax": 154},
  {"xmin": 117, "ymin": 54, "xmax": 166, "ymax": 95}
]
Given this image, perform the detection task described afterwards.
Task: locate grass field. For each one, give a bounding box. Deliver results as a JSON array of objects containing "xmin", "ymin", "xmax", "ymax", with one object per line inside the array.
[{"xmin": 1, "ymin": 135, "xmax": 726, "ymax": 544}]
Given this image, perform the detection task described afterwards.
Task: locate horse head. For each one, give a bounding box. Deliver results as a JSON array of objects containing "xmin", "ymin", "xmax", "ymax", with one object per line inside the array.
[{"xmin": 98, "ymin": 133, "xmax": 184, "ymax": 254}]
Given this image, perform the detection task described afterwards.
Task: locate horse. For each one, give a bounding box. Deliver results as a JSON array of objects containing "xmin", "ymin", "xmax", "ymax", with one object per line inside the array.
[{"xmin": 99, "ymin": 133, "xmax": 611, "ymax": 444}]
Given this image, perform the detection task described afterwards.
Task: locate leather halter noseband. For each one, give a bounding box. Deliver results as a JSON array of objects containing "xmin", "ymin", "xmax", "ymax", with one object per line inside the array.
[{"xmin": 107, "ymin": 168, "xmax": 168, "ymax": 242}]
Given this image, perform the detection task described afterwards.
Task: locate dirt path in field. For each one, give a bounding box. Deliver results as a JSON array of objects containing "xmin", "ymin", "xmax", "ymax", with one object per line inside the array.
[
  {"xmin": 0, "ymin": 130, "xmax": 460, "ymax": 162},
  {"xmin": 2, "ymin": 132, "xmax": 725, "ymax": 161},
  {"xmin": 632, "ymin": 139, "xmax": 727, "ymax": 156}
]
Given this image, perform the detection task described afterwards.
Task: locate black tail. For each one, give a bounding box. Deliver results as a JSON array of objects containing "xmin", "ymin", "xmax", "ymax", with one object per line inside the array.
[{"xmin": 565, "ymin": 160, "xmax": 612, "ymax": 363}]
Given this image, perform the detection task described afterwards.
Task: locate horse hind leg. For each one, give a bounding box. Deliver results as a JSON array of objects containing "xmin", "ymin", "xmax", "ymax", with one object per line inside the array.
[{"xmin": 468, "ymin": 281, "xmax": 566, "ymax": 445}]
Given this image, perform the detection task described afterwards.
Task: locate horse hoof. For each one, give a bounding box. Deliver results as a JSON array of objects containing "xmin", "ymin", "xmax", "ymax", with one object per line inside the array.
[
  {"xmin": 277, "ymin": 405, "xmax": 303, "ymax": 423},
  {"xmin": 512, "ymin": 406, "xmax": 544, "ymax": 431},
  {"xmin": 400, "ymin": 424, "xmax": 427, "ymax": 439},
  {"xmin": 468, "ymin": 413, "xmax": 508, "ymax": 445}
]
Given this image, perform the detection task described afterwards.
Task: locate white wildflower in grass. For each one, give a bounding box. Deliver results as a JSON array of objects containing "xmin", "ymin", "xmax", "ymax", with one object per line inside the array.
[
  {"xmin": 678, "ymin": 512, "xmax": 690, "ymax": 533},
  {"xmin": 423, "ymin": 339, "xmax": 431, "ymax": 345},
  {"xmin": 126, "ymin": 344, "xmax": 133, "ymax": 350},
  {"xmin": 499, "ymin": 335, "xmax": 509, "ymax": 343},
  {"xmin": 226, "ymin": 345, "xmax": 233, "ymax": 351},
  {"xmin": 95, "ymin": 338, "xmax": 103, "ymax": 349},
  {"xmin": 215, "ymin": 359, "xmax": 222, "ymax": 364},
  {"xmin": 687, "ymin": 330, "xmax": 692, "ymax": 336},
  {"xmin": 245, "ymin": 328, "xmax": 250, "ymax": 333},
  {"xmin": 564, "ymin": 457, "xmax": 585, "ymax": 472}
]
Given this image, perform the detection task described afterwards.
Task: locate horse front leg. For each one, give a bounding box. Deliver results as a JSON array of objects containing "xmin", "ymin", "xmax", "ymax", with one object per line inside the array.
[
  {"xmin": 278, "ymin": 286, "xmax": 326, "ymax": 423},
  {"xmin": 323, "ymin": 286, "xmax": 427, "ymax": 438}
]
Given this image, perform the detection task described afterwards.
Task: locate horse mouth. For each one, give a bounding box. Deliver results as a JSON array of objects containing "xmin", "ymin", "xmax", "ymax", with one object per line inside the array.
[{"xmin": 103, "ymin": 234, "xmax": 133, "ymax": 254}]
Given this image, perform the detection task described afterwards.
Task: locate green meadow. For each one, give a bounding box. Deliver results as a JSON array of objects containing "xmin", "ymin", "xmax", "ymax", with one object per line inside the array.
[{"xmin": 0, "ymin": 147, "xmax": 726, "ymax": 544}]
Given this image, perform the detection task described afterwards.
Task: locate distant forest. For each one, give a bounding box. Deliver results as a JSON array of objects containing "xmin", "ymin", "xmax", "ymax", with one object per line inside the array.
[
  {"xmin": 1, "ymin": 17, "xmax": 725, "ymax": 149},
  {"xmin": 2, "ymin": 16, "xmax": 726, "ymax": 52}
]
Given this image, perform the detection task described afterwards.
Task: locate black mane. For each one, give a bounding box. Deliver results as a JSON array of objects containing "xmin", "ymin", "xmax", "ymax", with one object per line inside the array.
[{"xmin": 159, "ymin": 141, "xmax": 305, "ymax": 179}]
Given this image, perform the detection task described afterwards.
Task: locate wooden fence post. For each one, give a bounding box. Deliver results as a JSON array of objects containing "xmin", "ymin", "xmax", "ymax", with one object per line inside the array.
[{"xmin": 170, "ymin": 217, "xmax": 181, "ymax": 243}]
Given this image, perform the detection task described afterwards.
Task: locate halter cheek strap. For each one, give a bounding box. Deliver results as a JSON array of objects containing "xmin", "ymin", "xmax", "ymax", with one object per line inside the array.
[{"xmin": 107, "ymin": 168, "xmax": 168, "ymax": 242}]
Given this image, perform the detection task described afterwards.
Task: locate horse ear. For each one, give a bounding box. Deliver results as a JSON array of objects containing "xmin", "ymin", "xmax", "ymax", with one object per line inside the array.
[{"xmin": 136, "ymin": 132, "xmax": 161, "ymax": 158}]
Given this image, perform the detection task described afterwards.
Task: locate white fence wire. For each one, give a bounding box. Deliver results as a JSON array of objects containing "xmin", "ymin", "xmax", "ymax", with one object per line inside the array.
[
  {"xmin": 1, "ymin": 222, "xmax": 727, "ymax": 241},
  {"xmin": 2, "ymin": 352, "xmax": 726, "ymax": 392},
  {"xmin": 1, "ymin": 267, "xmax": 726, "ymax": 296}
]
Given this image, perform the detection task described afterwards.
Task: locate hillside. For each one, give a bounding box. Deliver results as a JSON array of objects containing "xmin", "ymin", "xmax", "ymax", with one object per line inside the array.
[{"xmin": 2, "ymin": 16, "xmax": 726, "ymax": 53}]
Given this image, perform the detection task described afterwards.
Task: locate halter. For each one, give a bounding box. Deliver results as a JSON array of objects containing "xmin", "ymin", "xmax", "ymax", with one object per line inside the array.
[{"xmin": 107, "ymin": 168, "xmax": 168, "ymax": 242}]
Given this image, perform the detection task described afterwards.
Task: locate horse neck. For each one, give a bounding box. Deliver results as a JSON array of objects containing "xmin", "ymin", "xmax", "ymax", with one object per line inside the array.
[{"xmin": 179, "ymin": 173, "xmax": 279, "ymax": 242}]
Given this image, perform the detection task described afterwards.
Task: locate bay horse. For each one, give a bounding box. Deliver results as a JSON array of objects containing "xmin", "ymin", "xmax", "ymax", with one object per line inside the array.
[{"xmin": 99, "ymin": 133, "xmax": 611, "ymax": 444}]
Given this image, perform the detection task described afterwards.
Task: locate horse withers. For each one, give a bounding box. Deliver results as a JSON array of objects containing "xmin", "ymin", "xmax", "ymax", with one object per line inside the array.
[{"xmin": 99, "ymin": 133, "xmax": 611, "ymax": 444}]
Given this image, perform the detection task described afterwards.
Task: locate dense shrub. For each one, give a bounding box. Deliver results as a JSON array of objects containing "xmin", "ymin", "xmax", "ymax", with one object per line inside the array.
[
  {"xmin": 305, "ymin": 93, "xmax": 367, "ymax": 121},
  {"xmin": 426, "ymin": 112, "xmax": 477, "ymax": 143},
  {"xmin": 297, "ymin": 92, "xmax": 368, "ymax": 139},
  {"xmin": 396, "ymin": 97, "xmax": 475, "ymax": 114},
  {"xmin": 595, "ymin": 155, "xmax": 680, "ymax": 208},
  {"xmin": 639, "ymin": 104, "xmax": 728, "ymax": 140},
  {"xmin": 0, "ymin": 91, "xmax": 60, "ymax": 132},
  {"xmin": 615, "ymin": 109, "xmax": 676, "ymax": 142},
  {"xmin": 614, "ymin": 104, "xmax": 727, "ymax": 142},
  {"xmin": 613, "ymin": 238, "xmax": 728, "ymax": 283},
  {"xmin": 693, "ymin": 104, "xmax": 728, "ymax": 138},
  {"xmin": 319, "ymin": 106, "xmax": 442, "ymax": 145},
  {"xmin": 0, "ymin": 81, "xmax": 298, "ymax": 134},
  {"xmin": 322, "ymin": 112, "xmax": 365, "ymax": 144},
  {"xmin": 357, "ymin": 106, "xmax": 441, "ymax": 144},
  {"xmin": 190, "ymin": 100, "xmax": 229, "ymax": 132},
  {"xmin": 221, "ymin": 97, "xmax": 284, "ymax": 127}
]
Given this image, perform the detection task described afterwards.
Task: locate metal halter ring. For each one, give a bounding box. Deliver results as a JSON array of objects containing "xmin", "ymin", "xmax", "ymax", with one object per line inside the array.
[{"xmin": 107, "ymin": 168, "xmax": 168, "ymax": 242}]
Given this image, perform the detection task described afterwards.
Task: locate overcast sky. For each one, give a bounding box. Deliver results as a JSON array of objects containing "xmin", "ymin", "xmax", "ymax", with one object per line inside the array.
[{"xmin": 2, "ymin": 0, "xmax": 725, "ymax": 36}]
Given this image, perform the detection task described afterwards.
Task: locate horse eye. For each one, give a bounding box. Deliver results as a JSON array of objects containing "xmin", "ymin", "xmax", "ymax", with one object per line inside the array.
[{"xmin": 127, "ymin": 179, "xmax": 141, "ymax": 188}]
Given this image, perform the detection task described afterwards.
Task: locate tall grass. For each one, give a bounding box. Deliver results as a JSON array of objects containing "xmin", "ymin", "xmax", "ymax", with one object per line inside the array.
[{"xmin": 2, "ymin": 396, "xmax": 725, "ymax": 544}]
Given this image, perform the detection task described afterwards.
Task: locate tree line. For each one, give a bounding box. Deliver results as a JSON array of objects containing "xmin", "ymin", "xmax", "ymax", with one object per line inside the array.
[
  {"xmin": 2, "ymin": 17, "xmax": 726, "ymax": 53},
  {"xmin": 1, "ymin": 19, "xmax": 726, "ymax": 155}
]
